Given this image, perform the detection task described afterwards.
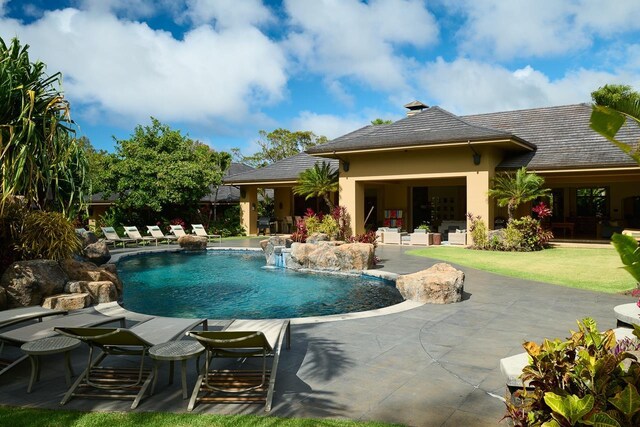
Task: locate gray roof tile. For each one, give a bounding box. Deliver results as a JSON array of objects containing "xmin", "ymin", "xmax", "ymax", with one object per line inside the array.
[
  {"xmin": 307, "ymin": 106, "xmax": 532, "ymax": 154},
  {"xmin": 223, "ymin": 152, "xmax": 339, "ymax": 184}
]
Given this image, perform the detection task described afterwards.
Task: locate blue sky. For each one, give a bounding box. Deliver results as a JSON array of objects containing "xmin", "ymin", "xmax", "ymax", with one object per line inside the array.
[{"xmin": 2, "ymin": 0, "xmax": 640, "ymax": 154}]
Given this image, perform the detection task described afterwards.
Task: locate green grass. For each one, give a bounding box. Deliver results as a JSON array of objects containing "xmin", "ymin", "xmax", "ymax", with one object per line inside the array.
[
  {"xmin": 0, "ymin": 406, "xmax": 402, "ymax": 427},
  {"xmin": 405, "ymin": 246, "xmax": 635, "ymax": 293}
]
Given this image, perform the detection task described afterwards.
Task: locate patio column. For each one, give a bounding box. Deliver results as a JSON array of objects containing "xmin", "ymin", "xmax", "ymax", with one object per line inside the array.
[
  {"xmin": 339, "ymin": 177, "xmax": 365, "ymax": 235},
  {"xmin": 240, "ymin": 186, "xmax": 258, "ymax": 236},
  {"xmin": 466, "ymin": 171, "xmax": 493, "ymax": 238}
]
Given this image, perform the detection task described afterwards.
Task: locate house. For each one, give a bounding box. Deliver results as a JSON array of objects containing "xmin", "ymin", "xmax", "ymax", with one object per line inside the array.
[{"xmin": 229, "ymin": 102, "xmax": 640, "ymax": 239}]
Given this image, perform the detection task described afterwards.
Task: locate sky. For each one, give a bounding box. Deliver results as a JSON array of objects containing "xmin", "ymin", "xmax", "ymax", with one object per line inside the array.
[{"xmin": 1, "ymin": 0, "xmax": 640, "ymax": 155}]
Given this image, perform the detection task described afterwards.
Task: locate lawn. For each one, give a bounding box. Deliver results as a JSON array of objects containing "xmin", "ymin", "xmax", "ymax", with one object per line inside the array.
[
  {"xmin": 405, "ymin": 246, "xmax": 635, "ymax": 293},
  {"xmin": 0, "ymin": 406, "xmax": 402, "ymax": 427}
]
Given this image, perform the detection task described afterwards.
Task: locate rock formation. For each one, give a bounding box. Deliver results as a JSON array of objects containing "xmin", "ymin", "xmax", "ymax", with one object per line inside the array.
[{"xmin": 396, "ymin": 263, "xmax": 464, "ymax": 304}]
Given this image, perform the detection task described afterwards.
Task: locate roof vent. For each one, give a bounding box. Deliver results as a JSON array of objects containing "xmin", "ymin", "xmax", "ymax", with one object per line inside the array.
[{"xmin": 404, "ymin": 100, "xmax": 429, "ymax": 117}]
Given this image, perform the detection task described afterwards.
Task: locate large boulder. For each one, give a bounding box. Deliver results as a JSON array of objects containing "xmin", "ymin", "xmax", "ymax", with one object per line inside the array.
[
  {"xmin": 64, "ymin": 280, "xmax": 118, "ymax": 304},
  {"xmin": 59, "ymin": 259, "xmax": 123, "ymax": 294},
  {"xmin": 83, "ymin": 240, "xmax": 111, "ymax": 265},
  {"xmin": 0, "ymin": 287, "xmax": 7, "ymax": 310},
  {"xmin": 178, "ymin": 235, "xmax": 208, "ymax": 250},
  {"xmin": 261, "ymin": 236, "xmax": 290, "ymax": 265},
  {"xmin": 288, "ymin": 242, "xmax": 374, "ymax": 272},
  {"xmin": 396, "ymin": 263, "xmax": 464, "ymax": 304},
  {"xmin": 0, "ymin": 260, "xmax": 69, "ymax": 307},
  {"xmin": 42, "ymin": 293, "xmax": 91, "ymax": 310},
  {"xmin": 76, "ymin": 229, "xmax": 99, "ymax": 247},
  {"xmin": 306, "ymin": 233, "xmax": 330, "ymax": 244}
]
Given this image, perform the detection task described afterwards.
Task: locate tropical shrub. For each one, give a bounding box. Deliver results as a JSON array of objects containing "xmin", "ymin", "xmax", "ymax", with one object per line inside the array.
[
  {"xmin": 504, "ymin": 318, "xmax": 640, "ymax": 427},
  {"xmin": 18, "ymin": 211, "xmax": 82, "ymax": 260},
  {"xmin": 467, "ymin": 213, "xmax": 489, "ymax": 249},
  {"xmin": 507, "ymin": 216, "xmax": 553, "ymax": 251},
  {"xmin": 331, "ymin": 205, "xmax": 351, "ymax": 240},
  {"xmin": 209, "ymin": 206, "xmax": 245, "ymax": 237},
  {"xmin": 487, "ymin": 167, "xmax": 550, "ymax": 220},
  {"xmin": 347, "ymin": 231, "xmax": 378, "ymax": 246}
]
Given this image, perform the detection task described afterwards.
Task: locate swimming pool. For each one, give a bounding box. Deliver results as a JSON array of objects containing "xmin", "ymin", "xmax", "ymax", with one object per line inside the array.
[{"xmin": 117, "ymin": 250, "xmax": 404, "ymax": 319}]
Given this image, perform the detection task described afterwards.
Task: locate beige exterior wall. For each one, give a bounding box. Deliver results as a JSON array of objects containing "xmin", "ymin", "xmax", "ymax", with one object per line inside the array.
[
  {"xmin": 274, "ymin": 187, "xmax": 292, "ymax": 220},
  {"xmin": 240, "ymin": 185, "xmax": 258, "ymax": 235}
]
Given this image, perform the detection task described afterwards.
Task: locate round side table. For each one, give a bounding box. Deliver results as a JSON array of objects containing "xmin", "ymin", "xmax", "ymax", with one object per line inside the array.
[
  {"xmin": 149, "ymin": 341, "xmax": 204, "ymax": 399},
  {"xmin": 21, "ymin": 336, "xmax": 81, "ymax": 393}
]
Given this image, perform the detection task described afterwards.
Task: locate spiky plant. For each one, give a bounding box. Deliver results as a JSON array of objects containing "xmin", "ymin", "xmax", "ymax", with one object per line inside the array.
[
  {"xmin": 487, "ymin": 167, "xmax": 550, "ymax": 220},
  {"xmin": 293, "ymin": 161, "xmax": 339, "ymax": 212}
]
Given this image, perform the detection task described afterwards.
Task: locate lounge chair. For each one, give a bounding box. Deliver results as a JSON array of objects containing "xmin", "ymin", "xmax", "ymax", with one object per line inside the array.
[
  {"xmin": 257, "ymin": 217, "xmax": 271, "ymax": 235},
  {"xmin": 170, "ymin": 224, "xmax": 188, "ymax": 238},
  {"xmin": 191, "ymin": 224, "xmax": 221, "ymax": 245},
  {"xmin": 146, "ymin": 225, "xmax": 178, "ymax": 244},
  {"xmin": 187, "ymin": 319, "xmax": 291, "ymax": 412},
  {"xmin": 123, "ymin": 226, "xmax": 157, "ymax": 246},
  {"xmin": 101, "ymin": 227, "xmax": 137, "ymax": 248},
  {"xmin": 0, "ymin": 306, "xmax": 67, "ymax": 330},
  {"xmin": 0, "ymin": 312, "xmax": 126, "ymax": 377},
  {"xmin": 56, "ymin": 317, "xmax": 207, "ymax": 409}
]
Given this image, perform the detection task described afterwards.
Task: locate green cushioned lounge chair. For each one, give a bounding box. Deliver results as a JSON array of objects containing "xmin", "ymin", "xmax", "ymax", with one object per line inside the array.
[
  {"xmin": 187, "ymin": 319, "xmax": 291, "ymax": 412},
  {"xmin": 56, "ymin": 317, "xmax": 207, "ymax": 409}
]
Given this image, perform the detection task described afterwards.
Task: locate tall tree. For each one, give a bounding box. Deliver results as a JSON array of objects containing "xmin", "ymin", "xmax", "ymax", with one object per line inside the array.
[
  {"xmin": 111, "ymin": 118, "xmax": 230, "ymax": 221},
  {"xmin": 236, "ymin": 128, "xmax": 328, "ymax": 167},
  {"xmin": 487, "ymin": 167, "xmax": 550, "ymax": 220},
  {"xmin": 590, "ymin": 84, "xmax": 640, "ymax": 164},
  {"xmin": 0, "ymin": 37, "xmax": 87, "ymax": 217},
  {"xmin": 293, "ymin": 161, "xmax": 339, "ymax": 212}
]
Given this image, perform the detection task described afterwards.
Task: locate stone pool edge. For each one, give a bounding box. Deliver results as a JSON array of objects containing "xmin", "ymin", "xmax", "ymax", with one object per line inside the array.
[{"xmin": 110, "ymin": 246, "xmax": 424, "ymax": 325}]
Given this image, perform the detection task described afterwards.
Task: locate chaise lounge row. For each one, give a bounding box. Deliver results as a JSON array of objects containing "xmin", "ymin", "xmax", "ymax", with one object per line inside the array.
[
  {"xmin": 99, "ymin": 224, "xmax": 221, "ymax": 247},
  {"xmin": 0, "ymin": 304, "xmax": 290, "ymax": 411}
]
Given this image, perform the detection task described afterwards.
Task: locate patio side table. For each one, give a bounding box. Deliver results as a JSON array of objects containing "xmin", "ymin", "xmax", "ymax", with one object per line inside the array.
[
  {"xmin": 21, "ymin": 336, "xmax": 81, "ymax": 393},
  {"xmin": 149, "ymin": 341, "xmax": 205, "ymax": 399}
]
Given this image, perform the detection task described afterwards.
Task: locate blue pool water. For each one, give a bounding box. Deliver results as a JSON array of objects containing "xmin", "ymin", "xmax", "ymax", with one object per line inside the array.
[{"xmin": 118, "ymin": 251, "xmax": 404, "ymax": 319}]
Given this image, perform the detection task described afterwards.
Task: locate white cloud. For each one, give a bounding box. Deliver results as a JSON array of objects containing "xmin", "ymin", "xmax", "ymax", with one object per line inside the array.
[
  {"xmin": 452, "ymin": 0, "xmax": 640, "ymax": 59},
  {"xmin": 292, "ymin": 111, "xmax": 387, "ymax": 140},
  {"xmin": 417, "ymin": 57, "xmax": 631, "ymax": 115},
  {"xmin": 0, "ymin": 7, "xmax": 287, "ymax": 127},
  {"xmin": 283, "ymin": 0, "xmax": 438, "ymax": 92},
  {"xmin": 78, "ymin": 0, "xmax": 158, "ymax": 19},
  {"xmin": 183, "ymin": 0, "xmax": 274, "ymax": 28}
]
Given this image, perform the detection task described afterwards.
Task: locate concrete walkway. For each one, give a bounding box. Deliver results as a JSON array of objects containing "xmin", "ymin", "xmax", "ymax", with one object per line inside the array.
[{"xmin": 0, "ymin": 240, "xmax": 633, "ymax": 426}]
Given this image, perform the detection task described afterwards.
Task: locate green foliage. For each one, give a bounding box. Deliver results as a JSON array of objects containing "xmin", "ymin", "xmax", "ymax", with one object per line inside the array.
[
  {"xmin": 209, "ymin": 206, "xmax": 245, "ymax": 237},
  {"xmin": 235, "ymin": 128, "xmax": 328, "ymax": 168},
  {"xmin": 417, "ymin": 223, "xmax": 431, "ymax": 231},
  {"xmin": 108, "ymin": 118, "xmax": 230, "ymax": 221},
  {"xmin": 293, "ymin": 161, "xmax": 339, "ymax": 211},
  {"xmin": 504, "ymin": 225, "xmax": 524, "ymax": 250},
  {"xmin": 18, "ymin": 211, "xmax": 82, "ymax": 260},
  {"xmin": 371, "ymin": 118, "xmax": 393, "ymax": 125},
  {"xmin": 590, "ymin": 84, "xmax": 640, "ymax": 165},
  {"xmin": 467, "ymin": 213, "xmax": 489, "ymax": 249},
  {"xmin": 0, "ymin": 37, "xmax": 87, "ymax": 217},
  {"xmin": 487, "ymin": 167, "xmax": 550, "ymax": 220},
  {"xmin": 611, "ymin": 233, "xmax": 640, "ymax": 284},
  {"xmin": 505, "ymin": 318, "xmax": 640, "ymax": 427},
  {"xmin": 507, "ymin": 216, "xmax": 553, "ymax": 251},
  {"xmin": 81, "ymin": 137, "xmax": 118, "ymax": 196}
]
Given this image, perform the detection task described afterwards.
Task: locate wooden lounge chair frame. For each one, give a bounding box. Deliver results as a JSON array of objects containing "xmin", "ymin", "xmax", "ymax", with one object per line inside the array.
[
  {"xmin": 56, "ymin": 317, "xmax": 207, "ymax": 409},
  {"xmin": 101, "ymin": 227, "xmax": 137, "ymax": 248},
  {"xmin": 187, "ymin": 320, "xmax": 290, "ymax": 412},
  {"xmin": 191, "ymin": 224, "xmax": 221, "ymax": 245}
]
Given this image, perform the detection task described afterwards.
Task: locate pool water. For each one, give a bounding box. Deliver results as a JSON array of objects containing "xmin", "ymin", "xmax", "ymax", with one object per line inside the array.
[{"xmin": 118, "ymin": 251, "xmax": 404, "ymax": 319}]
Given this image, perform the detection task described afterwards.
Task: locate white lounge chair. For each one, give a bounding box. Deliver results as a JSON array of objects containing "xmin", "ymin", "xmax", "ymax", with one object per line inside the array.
[
  {"xmin": 146, "ymin": 225, "xmax": 178, "ymax": 244},
  {"xmin": 123, "ymin": 226, "xmax": 157, "ymax": 246},
  {"xmin": 191, "ymin": 224, "xmax": 221, "ymax": 245},
  {"xmin": 101, "ymin": 227, "xmax": 137, "ymax": 248},
  {"xmin": 187, "ymin": 319, "xmax": 291, "ymax": 412},
  {"xmin": 170, "ymin": 224, "xmax": 188, "ymax": 238}
]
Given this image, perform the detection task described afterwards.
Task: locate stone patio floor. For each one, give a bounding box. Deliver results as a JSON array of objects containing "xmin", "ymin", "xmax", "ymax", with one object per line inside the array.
[{"xmin": 0, "ymin": 238, "xmax": 633, "ymax": 426}]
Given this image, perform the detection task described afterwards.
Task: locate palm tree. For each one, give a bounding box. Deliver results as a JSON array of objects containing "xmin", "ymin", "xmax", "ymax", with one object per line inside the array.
[
  {"xmin": 293, "ymin": 161, "xmax": 339, "ymax": 212},
  {"xmin": 487, "ymin": 167, "xmax": 550, "ymax": 220}
]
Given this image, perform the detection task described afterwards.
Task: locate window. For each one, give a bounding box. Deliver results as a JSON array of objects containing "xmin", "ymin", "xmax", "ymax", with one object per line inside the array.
[{"xmin": 576, "ymin": 187, "xmax": 608, "ymax": 217}]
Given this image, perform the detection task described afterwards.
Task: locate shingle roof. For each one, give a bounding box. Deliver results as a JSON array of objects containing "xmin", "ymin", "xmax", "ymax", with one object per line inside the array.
[
  {"xmin": 307, "ymin": 106, "xmax": 533, "ymax": 154},
  {"xmin": 201, "ymin": 163, "xmax": 254, "ymax": 203},
  {"xmin": 463, "ymin": 103, "xmax": 640, "ymax": 170},
  {"xmin": 223, "ymin": 152, "xmax": 339, "ymax": 184}
]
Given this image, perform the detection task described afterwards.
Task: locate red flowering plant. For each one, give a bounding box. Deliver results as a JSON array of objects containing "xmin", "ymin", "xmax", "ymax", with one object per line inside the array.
[{"xmin": 532, "ymin": 201, "xmax": 552, "ymax": 219}]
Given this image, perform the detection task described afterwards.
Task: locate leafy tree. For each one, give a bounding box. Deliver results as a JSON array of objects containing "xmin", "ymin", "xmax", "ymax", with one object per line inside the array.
[
  {"xmin": 293, "ymin": 161, "xmax": 339, "ymax": 212},
  {"xmin": 80, "ymin": 137, "xmax": 118, "ymax": 196},
  {"xmin": 110, "ymin": 118, "xmax": 231, "ymax": 222},
  {"xmin": 487, "ymin": 167, "xmax": 550, "ymax": 220},
  {"xmin": 371, "ymin": 118, "xmax": 393, "ymax": 125},
  {"xmin": 590, "ymin": 84, "xmax": 640, "ymax": 164},
  {"xmin": 0, "ymin": 37, "xmax": 87, "ymax": 217},
  {"xmin": 236, "ymin": 128, "xmax": 328, "ymax": 167}
]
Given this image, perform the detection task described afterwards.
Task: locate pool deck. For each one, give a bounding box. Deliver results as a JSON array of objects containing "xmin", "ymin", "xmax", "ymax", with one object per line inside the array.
[{"xmin": 0, "ymin": 239, "xmax": 633, "ymax": 426}]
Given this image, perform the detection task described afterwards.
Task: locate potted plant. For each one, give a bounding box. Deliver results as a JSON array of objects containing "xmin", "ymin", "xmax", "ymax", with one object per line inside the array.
[{"xmin": 414, "ymin": 223, "xmax": 431, "ymax": 233}]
